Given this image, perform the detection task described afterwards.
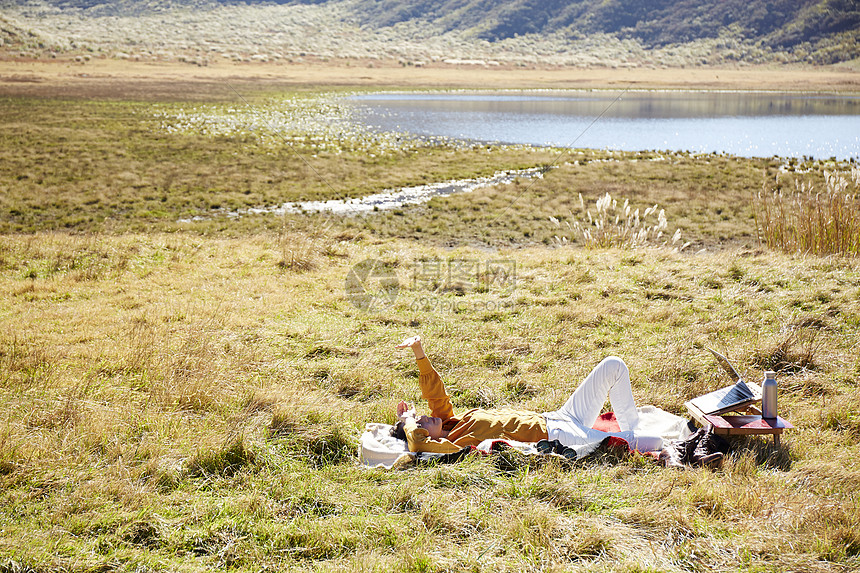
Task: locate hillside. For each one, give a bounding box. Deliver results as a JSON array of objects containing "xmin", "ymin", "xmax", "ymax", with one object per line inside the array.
[
  {"xmin": 338, "ymin": 0, "xmax": 859, "ymax": 63},
  {"xmin": 1, "ymin": 0, "xmax": 858, "ymax": 66},
  {"xmin": 341, "ymin": 0, "xmax": 858, "ymax": 49}
]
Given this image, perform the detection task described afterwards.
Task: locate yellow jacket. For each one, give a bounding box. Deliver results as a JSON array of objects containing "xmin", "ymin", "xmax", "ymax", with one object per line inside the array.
[{"xmin": 404, "ymin": 356, "xmax": 548, "ymax": 453}]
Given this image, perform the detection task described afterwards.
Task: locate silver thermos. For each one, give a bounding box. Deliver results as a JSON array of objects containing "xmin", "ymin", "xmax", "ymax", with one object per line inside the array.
[{"xmin": 762, "ymin": 370, "xmax": 777, "ymax": 419}]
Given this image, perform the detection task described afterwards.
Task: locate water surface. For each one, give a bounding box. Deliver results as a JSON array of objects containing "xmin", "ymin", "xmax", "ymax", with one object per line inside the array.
[{"xmin": 351, "ymin": 91, "xmax": 860, "ymax": 160}]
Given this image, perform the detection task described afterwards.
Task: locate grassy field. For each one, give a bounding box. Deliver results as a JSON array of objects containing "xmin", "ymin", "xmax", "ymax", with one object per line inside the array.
[
  {"xmin": 1, "ymin": 72, "xmax": 859, "ymax": 572},
  {"xmin": 0, "ymin": 89, "xmax": 833, "ymax": 248}
]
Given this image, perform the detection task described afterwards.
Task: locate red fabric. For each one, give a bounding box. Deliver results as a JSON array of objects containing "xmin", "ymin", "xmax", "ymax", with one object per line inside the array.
[
  {"xmin": 592, "ymin": 412, "xmax": 621, "ymax": 432},
  {"xmin": 592, "ymin": 412, "xmax": 632, "ymax": 453}
]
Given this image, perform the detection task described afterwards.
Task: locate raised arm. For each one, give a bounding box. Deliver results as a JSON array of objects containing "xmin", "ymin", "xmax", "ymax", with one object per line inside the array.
[
  {"xmin": 395, "ymin": 335, "xmax": 424, "ymax": 419},
  {"xmin": 395, "ymin": 335, "xmax": 454, "ymax": 421},
  {"xmin": 394, "ymin": 336, "xmax": 461, "ymax": 452}
]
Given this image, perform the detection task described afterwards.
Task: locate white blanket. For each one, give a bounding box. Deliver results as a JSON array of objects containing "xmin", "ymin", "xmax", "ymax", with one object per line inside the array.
[
  {"xmin": 635, "ymin": 404, "xmax": 692, "ymax": 443},
  {"xmin": 358, "ymin": 406, "xmax": 690, "ymax": 469}
]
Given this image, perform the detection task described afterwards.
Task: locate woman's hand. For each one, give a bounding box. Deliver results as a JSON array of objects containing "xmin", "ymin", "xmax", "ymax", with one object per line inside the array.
[
  {"xmin": 396, "ymin": 335, "xmax": 425, "ymax": 359},
  {"xmin": 395, "ymin": 335, "xmax": 421, "ymax": 349},
  {"xmin": 397, "ymin": 400, "xmax": 417, "ymax": 423}
]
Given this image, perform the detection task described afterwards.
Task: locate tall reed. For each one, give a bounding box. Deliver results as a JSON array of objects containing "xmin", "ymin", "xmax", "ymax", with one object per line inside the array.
[
  {"xmin": 755, "ymin": 168, "xmax": 860, "ymax": 257},
  {"xmin": 550, "ymin": 192, "xmax": 688, "ymax": 250}
]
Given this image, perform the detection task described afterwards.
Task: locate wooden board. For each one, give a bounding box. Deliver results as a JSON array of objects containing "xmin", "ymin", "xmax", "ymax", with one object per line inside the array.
[
  {"xmin": 685, "ymin": 401, "xmax": 790, "ymax": 433},
  {"xmin": 704, "ymin": 414, "xmax": 793, "ymax": 435}
]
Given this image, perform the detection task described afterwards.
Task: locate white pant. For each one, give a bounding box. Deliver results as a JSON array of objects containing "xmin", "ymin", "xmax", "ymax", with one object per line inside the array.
[{"xmin": 543, "ymin": 356, "xmax": 663, "ymax": 452}]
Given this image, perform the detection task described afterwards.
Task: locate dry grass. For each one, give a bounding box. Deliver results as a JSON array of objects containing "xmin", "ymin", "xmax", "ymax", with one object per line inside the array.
[
  {"xmin": 0, "ymin": 231, "xmax": 858, "ymax": 572},
  {"xmin": 3, "ymin": 59, "xmax": 860, "ymax": 95},
  {"xmin": 357, "ymin": 150, "xmax": 796, "ymax": 250}
]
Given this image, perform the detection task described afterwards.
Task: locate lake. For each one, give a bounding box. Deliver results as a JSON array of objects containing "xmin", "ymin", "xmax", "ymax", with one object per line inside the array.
[{"xmin": 350, "ymin": 91, "xmax": 860, "ymax": 160}]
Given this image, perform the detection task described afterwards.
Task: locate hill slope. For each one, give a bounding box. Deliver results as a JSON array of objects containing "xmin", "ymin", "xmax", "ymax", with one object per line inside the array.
[
  {"xmin": 339, "ymin": 0, "xmax": 857, "ymax": 47},
  {"xmin": 320, "ymin": 0, "xmax": 860, "ymax": 63},
  {"xmin": 3, "ymin": 0, "xmax": 858, "ymax": 65}
]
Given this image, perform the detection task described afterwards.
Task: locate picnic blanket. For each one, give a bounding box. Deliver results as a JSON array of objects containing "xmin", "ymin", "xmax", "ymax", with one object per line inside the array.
[{"xmin": 359, "ymin": 405, "xmax": 690, "ymax": 469}]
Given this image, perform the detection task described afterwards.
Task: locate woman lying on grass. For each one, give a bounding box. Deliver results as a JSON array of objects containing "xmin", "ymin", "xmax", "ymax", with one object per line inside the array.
[{"xmin": 394, "ymin": 335, "xmax": 664, "ymax": 455}]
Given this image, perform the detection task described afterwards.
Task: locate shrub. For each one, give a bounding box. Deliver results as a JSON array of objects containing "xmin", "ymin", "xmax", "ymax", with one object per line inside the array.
[{"xmin": 755, "ymin": 168, "xmax": 860, "ymax": 256}]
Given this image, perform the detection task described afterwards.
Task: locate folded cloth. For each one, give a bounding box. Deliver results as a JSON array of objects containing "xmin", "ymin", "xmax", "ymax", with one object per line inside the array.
[
  {"xmin": 592, "ymin": 411, "xmax": 622, "ymax": 432},
  {"xmin": 475, "ymin": 439, "xmax": 540, "ymax": 455},
  {"xmin": 358, "ymin": 423, "xmax": 415, "ymax": 469}
]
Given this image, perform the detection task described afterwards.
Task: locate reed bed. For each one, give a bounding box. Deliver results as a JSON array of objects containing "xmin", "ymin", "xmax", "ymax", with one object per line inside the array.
[
  {"xmin": 755, "ymin": 168, "xmax": 860, "ymax": 257},
  {"xmin": 550, "ymin": 192, "xmax": 689, "ymax": 250}
]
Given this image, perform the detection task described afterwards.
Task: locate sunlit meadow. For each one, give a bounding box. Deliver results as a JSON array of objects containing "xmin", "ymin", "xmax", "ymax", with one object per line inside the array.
[{"xmin": 0, "ymin": 84, "xmax": 858, "ymax": 572}]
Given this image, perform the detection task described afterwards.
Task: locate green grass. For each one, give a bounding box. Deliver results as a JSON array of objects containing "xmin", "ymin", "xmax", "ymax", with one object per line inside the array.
[{"xmin": 1, "ymin": 88, "xmax": 859, "ymax": 572}]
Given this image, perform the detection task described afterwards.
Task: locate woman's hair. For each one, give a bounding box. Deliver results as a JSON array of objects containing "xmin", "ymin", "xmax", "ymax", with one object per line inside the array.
[{"xmin": 391, "ymin": 420, "xmax": 407, "ymax": 442}]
